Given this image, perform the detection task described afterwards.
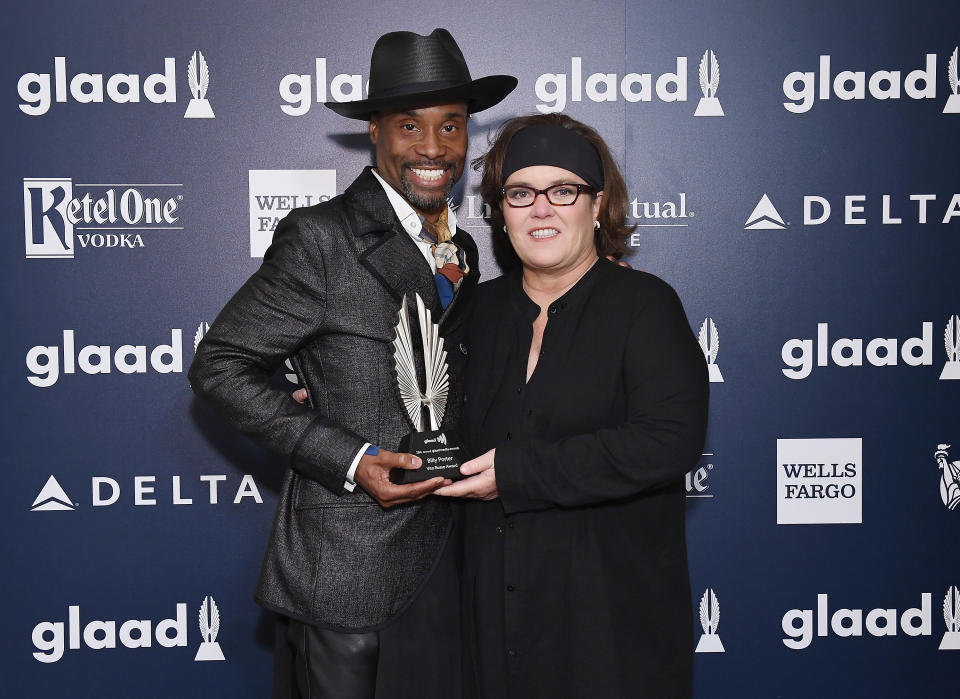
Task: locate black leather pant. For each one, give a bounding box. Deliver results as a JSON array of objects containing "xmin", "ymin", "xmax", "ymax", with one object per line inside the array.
[{"xmin": 287, "ymin": 620, "xmax": 379, "ymax": 699}]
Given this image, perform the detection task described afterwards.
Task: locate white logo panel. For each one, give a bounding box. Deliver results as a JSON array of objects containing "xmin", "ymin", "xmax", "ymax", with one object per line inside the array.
[
  {"xmin": 777, "ymin": 438, "xmax": 862, "ymax": 524},
  {"xmin": 249, "ymin": 170, "xmax": 336, "ymax": 257}
]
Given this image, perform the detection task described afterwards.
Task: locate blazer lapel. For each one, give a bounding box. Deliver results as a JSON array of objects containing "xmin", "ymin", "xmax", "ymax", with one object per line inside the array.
[{"xmin": 346, "ymin": 168, "xmax": 440, "ymax": 312}]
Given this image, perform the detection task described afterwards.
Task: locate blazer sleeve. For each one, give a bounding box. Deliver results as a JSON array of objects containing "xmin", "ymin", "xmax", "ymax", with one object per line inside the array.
[
  {"xmin": 188, "ymin": 210, "xmax": 367, "ymax": 494},
  {"xmin": 495, "ymin": 278, "xmax": 709, "ymax": 513}
]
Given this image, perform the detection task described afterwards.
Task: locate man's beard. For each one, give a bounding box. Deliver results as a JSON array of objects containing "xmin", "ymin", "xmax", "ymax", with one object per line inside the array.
[{"xmin": 400, "ymin": 162, "xmax": 457, "ymax": 213}]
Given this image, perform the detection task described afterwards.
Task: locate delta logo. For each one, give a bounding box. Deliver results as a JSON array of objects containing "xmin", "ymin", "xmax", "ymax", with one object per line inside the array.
[
  {"xmin": 32, "ymin": 595, "xmax": 226, "ymax": 663},
  {"xmin": 17, "ymin": 51, "xmax": 215, "ymax": 118},
  {"xmin": 30, "ymin": 473, "xmax": 264, "ymax": 510},
  {"xmin": 744, "ymin": 192, "xmax": 960, "ymax": 231}
]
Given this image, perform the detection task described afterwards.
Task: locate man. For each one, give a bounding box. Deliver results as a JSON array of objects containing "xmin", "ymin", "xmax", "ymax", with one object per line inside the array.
[{"xmin": 188, "ymin": 28, "xmax": 516, "ymax": 698}]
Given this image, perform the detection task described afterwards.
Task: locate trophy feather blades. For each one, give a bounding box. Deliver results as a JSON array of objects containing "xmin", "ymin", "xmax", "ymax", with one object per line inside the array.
[
  {"xmin": 698, "ymin": 589, "xmax": 709, "ymax": 632},
  {"xmin": 710, "ymin": 589, "xmax": 720, "ymax": 633},
  {"xmin": 698, "ymin": 318, "xmax": 719, "ymax": 364},
  {"xmin": 946, "ymin": 586, "xmax": 960, "ymax": 632},
  {"xmin": 188, "ymin": 52, "xmax": 200, "ymax": 99},
  {"xmin": 209, "ymin": 597, "xmax": 220, "ymax": 640},
  {"xmin": 393, "ymin": 295, "xmax": 424, "ymax": 430},
  {"xmin": 946, "ymin": 315, "xmax": 960, "ymax": 361},
  {"xmin": 949, "ymin": 47, "xmax": 958, "ymax": 95},
  {"xmin": 198, "ymin": 51, "xmax": 210, "ymax": 98},
  {"xmin": 709, "ymin": 51, "xmax": 719, "ymax": 96},
  {"xmin": 199, "ymin": 597, "xmax": 210, "ymax": 641},
  {"xmin": 415, "ymin": 294, "xmax": 450, "ymax": 430},
  {"xmin": 698, "ymin": 51, "xmax": 709, "ymax": 96}
]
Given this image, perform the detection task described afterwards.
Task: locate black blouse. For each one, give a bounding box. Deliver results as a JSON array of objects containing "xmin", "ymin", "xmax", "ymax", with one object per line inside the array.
[{"xmin": 460, "ymin": 258, "xmax": 709, "ymax": 698}]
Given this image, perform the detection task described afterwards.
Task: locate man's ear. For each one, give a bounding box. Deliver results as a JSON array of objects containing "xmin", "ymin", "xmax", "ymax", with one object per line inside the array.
[{"xmin": 369, "ymin": 116, "xmax": 379, "ymax": 145}]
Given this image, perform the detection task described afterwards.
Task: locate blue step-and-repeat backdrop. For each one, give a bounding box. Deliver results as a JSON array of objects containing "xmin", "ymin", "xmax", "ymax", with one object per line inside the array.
[{"xmin": 3, "ymin": 1, "xmax": 957, "ymax": 696}]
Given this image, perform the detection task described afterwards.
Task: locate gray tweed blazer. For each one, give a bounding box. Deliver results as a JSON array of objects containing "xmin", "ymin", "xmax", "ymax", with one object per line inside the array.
[{"xmin": 189, "ymin": 167, "xmax": 478, "ymax": 631}]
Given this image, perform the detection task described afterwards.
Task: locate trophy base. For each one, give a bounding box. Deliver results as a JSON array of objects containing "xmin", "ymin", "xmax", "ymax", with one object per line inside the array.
[
  {"xmin": 708, "ymin": 364, "xmax": 724, "ymax": 383},
  {"xmin": 390, "ymin": 429, "xmax": 465, "ymax": 484},
  {"xmin": 939, "ymin": 631, "xmax": 960, "ymax": 650},
  {"xmin": 694, "ymin": 97, "xmax": 724, "ymax": 117},
  {"xmin": 695, "ymin": 634, "xmax": 725, "ymax": 653},
  {"xmin": 194, "ymin": 641, "xmax": 225, "ymax": 661},
  {"xmin": 184, "ymin": 99, "xmax": 215, "ymax": 118},
  {"xmin": 943, "ymin": 94, "xmax": 960, "ymax": 114},
  {"xmin": 940, "ymin": 361, "xmax": 960, "ymax": 380}
]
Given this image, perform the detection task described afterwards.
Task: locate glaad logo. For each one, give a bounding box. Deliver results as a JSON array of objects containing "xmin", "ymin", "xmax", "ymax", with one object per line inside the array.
[
  {"xmin": 26, "ymin": 329, "xmax": 183, "ymax": 388},
  {"xmin": 194, "ymin": 596, "xmax": 225, "ymax": 661},
  {"xmin": 32, "ymin": 603, "xmax": 188, "ymax": 663},
  {"xmin": 744, "ymin": 194, "xmax": 787, "ymax": 230},
  {"xmin": 17, "ymin": 54, "xmax": 215, "ymax": 117},
  {"xmin": 31, "ymin": 473, "xmax": 263, "ymax": 509},
  {"xmin": 686, "ymin": 453, "xmax": 715, "ymax": 499},
  {"xmin": 32, "ymin": 597, "xmax": 226, "ymax": 663},
  {"xmin": 782, "ymin": 593, "xmax": 931, "ymax": 650},
  {"xmin": 942, "ymin": 315, "xmax": 960, "ymax": 379},
  {"xmin": 942, "ymin": 586, "xmax": 960, "ymax": 650},
  {"xmin": 777, "ymin": 438, "xmax": 862, "ymax": 525},
  {"xmin": 934, "ymin": 444, "xmax": 960, "ymax": 510},
  {"xmin": 30, "ymin": 475, "xmax": 76, "ymax": 511},
  {"xmin": 533, "ymin": 51, "xmax": 724, "ymax": 115},
  {"xmin": 694, "ymin": 50, "xmax": 724, "ymax": 117},
  {"xmin": 183, "ymin": 51, "xmax": 215, "ymax": 119},
  {"xmin": 781, "ymin": 322, "xmax": 933, "ymax": 380},
  {"xmin": 248, "ymin": 170, "xmax": 336, "ymax": 257},
  {"xmin": 695, "ymin": 588, "xmax": 725, "ymax": 653},
  {"xmin": 424, "ymin": 433, "xmax": 448, "ymax": 446},
  {"xmin": 697, "ymin": 318, "xmax": 724, "ymax": 382},
  {"xmin": 23, "ymin": 178, "xmax": 184, "ymax": 259},
  {"xmin": 279, "ymin": 59, "xmax": 368, "ymax": 116},
  {"xmin": 782, "ymin": 53, "xmax": 937, "ymax": 114},
  {"xmin": 946, "ymin": 48, "xmax": 960, "ymax": 113}
]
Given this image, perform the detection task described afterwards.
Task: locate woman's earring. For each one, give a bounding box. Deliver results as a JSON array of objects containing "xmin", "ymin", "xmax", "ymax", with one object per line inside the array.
[
  {"xmin": 594, "ymin": 220, "xmax": 600, "ymax": 230},
  {"xmin": 503, "ymin": 225, "xmax": 507, "ymax": 233}
]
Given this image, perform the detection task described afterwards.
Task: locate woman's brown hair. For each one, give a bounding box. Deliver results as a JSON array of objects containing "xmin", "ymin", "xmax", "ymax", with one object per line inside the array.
[{"xmin": 472, "ymin": 113, "xmax": 634, "ymax": 267}]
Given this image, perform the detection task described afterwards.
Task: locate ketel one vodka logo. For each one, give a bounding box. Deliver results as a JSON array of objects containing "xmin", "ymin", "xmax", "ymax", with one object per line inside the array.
[
  {"xmin": 935, "ymin": 444, "xmax": 960, "ymax": 510},
  {"xmin": 942, "ymin": 586, "xmax": 960, "ymax": 650},
  {"xmin": 17, "ymin": 54, "xmax": 215, "ymax": 117},
  {"xmin": 697, "ymin": 318, "xmax": 724, "ymax": 382},
  {"xmin": 194, "ymin": 596, "xmax": 225, "ymax": 661},
  {"xmin": 695, "ymin": 588, "xmax": 724, "ymax": 653},
  {"xmin": 23, "ymin": 179, "xmax": 183, "ymax": 259},
  {"xmin": 694, "ymin": 50, "xmax": 724, "ymax": 117}
]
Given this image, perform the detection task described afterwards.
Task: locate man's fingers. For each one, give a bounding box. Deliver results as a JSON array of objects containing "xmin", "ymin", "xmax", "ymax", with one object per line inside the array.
[
  {"xmin": 378, "ymin": 451, "xmax": 422, "ymax": 470},
  {"xmin": 292, "ymin": 388, "xmax": 308, "ymax": 404}
]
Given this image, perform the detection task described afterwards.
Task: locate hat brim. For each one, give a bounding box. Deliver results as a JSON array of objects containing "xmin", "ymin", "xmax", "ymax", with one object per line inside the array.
[{"xmin": 324, "ymin": 75, "xmax": 518, "ymax": 120}]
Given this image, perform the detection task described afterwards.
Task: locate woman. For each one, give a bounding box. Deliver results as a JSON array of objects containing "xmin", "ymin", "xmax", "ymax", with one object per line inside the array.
[{"xmin": 436, "ymin": 114, "xmax": 709, "ymax": 698}]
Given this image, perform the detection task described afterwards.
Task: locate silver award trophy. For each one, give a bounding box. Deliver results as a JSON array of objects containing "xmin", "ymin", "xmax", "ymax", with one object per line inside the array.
[{"xmin": 389, "ymin": 293, "xmax": 465, "ymax": 484}]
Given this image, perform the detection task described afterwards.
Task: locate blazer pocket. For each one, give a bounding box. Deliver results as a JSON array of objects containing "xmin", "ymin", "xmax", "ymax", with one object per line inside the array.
[{"xmin": 294, "ymin": 473, "xmax": 377, "ymax": 510}]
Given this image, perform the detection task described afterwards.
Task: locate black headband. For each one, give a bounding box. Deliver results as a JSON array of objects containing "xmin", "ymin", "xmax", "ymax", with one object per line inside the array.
[{"xmin": 501, "ymin": 123, "xmax": 604, "ymax": 191}]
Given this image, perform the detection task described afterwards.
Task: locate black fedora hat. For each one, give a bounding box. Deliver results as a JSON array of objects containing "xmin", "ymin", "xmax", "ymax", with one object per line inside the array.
[{"xmin": 324, "ymin": 28, "xmax": 517, "ymax": 120}]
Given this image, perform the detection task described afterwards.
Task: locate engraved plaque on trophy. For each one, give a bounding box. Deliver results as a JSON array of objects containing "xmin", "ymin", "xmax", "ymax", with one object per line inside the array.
[{"xmin": 389, "ymin": 293, "xmax": 465, "ymax": 484}]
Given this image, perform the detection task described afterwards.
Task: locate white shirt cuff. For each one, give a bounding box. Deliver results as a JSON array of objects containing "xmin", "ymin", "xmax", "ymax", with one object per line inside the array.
[{"xmin": 344, "ymin": 442, "xmax": 371, "ymax": 492}]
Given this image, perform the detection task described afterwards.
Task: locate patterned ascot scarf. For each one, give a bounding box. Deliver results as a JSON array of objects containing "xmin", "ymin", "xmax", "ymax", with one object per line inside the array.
[{"xmin": 419, "ymin": 207, "xmax": 470, "ymax": 309}]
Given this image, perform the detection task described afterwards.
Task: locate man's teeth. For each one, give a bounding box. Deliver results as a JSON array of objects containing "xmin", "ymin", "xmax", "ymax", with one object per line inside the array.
[
  {"xmin": 410, "ymin": 167, "xmax": 444, "ymax": 181},
  {"xmin": 530, "ymin": 228, "xmax": 559, "ymax": 239}
]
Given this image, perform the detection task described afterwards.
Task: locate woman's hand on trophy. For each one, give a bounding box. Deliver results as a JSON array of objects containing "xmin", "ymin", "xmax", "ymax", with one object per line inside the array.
[{"xmin": 434, "ymin": 449, "xmax": 499, "ymax": 500}]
